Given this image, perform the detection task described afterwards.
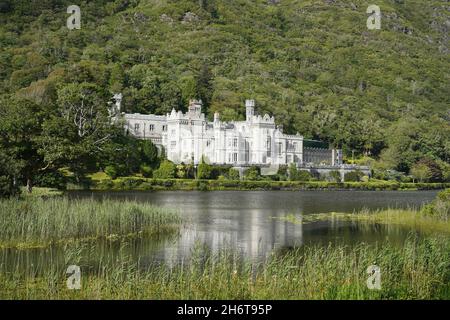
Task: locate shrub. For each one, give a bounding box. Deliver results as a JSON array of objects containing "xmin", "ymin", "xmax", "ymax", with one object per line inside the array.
[
  {"xmin": 176, "ymin": 164, "xmax": 186, "ymax": 179},
  {"xmin": 154, "ymin": 160, "xmax": 176, "ymax": 179},
  {"xmin": 197, "ymin": 157, "xmax": 212, "ymax": 179},
  {"xmin": 288, "ymin": 164, "xmax": 312, "ymax": 181},
  {"xmin": 228, "ymin": 168, "xmax": 240, "ymax": 180},
  {"xmin": 140, "ymin": 165, "xmax": 153, "ymax": 178},
  {"xmin": 297, "ymin": 170, "xmax": 312, "ymax": 181},
  {"xmin": 329, "ymin": 170, "xmax": 342, "ymax": 182},
  {"xmin": 34, "ymin": 169, "xmax": 67, "ymax": 190},
  {"xmin": 344, "ymin": 170, "xmax": 364, "ymax": 182},
  {"xmin": 105, "ymin": 165, "xmax": 118, "ymax": 179},
  {"xmin": 244, "ymin": 166, "xmax": 260, "ymax": 180},
  {"xmin": 277, "ymin": 165, "xmax": 288, "ymax": 180},
  {"xmin": 421, "ymin": 189, "xmax": 449, "ymax": 220}
]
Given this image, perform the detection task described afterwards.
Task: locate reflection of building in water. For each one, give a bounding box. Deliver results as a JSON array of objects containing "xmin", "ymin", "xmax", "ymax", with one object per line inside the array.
[{"xmin": 159, "ymin": 209, "xmax": 304, "ymax": 265}]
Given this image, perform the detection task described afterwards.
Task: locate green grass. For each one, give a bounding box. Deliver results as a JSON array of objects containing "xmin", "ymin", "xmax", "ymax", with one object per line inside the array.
[
  {"xmin": 0, "ymin": 236, "xmax": 448, "ymax": 299},
  {"xmin": 274, "ymin": 208, "xmax": 450, "ymax": 235},
  {"xmin": 19, "ymin": 187, "xmax": 64, "ymax": 198},
  {"xmin": 0, "ymin": 197, "xmax": 181, "ymax": 249}
]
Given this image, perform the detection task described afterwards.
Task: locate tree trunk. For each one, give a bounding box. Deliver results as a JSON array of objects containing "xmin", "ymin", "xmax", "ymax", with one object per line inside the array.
[{"xmin": 26, "ymin": 178, "xmax": 33, "ymax": 193}]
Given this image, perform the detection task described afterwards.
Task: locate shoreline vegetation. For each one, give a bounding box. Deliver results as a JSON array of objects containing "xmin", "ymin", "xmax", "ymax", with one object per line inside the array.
[
  {"xmin": 87, "ymin": 176, "xmax": 450, "ymax": 192},
  {"xmin": 275, "ymin": 209, "xmax": 450, "ymax": 235},
  {"xmin": 1, "ymin": 236, "xmax": 449, "ymax": 299},
  {"xmin": 87, "ymin": 177, "xmax": 450, "ymax": 191},
  {"xmin": 275, "ymin": 189, "xmax": 450, "ymax": 235},
  {"xmin": 0, "ymin": 197, "xmax": 181, "ymax": 249}
]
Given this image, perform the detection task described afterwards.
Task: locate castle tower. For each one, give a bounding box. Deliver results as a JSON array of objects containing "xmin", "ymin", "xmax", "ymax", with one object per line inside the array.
[
  {"xmin": 245, "ymin": 99, "xmax": 255, "ymax": 122},
  {"xmin": 188, "ymin": 99, "xmax": 202, "ymax": 116},
  {"xmin": 214, "ymin": 112, "xmax": 220, "ymax": 123}
]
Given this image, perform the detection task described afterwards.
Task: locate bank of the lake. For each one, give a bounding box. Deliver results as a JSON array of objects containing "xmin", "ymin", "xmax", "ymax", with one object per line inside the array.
[
  {"xmin": 1, "ymin": 235, "xmax": 449, "ymax": 299},
  {"xmin": 88, "ymin": 177, "xmax": 450, "ymax": 192}
]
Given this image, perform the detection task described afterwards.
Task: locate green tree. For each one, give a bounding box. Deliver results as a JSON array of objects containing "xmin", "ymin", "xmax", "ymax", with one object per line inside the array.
[
  {"xmin": 197, "ymin": 156, "xmax": 212, "ymax": 179},
  {"xmin": 0, "ymin": 96, "xmax": 46, "ymax": 192},
  {"xmin": 411, "ymin": 163, "xmax": 432, "ymax": 183},
  {"xmin": 153, "ymin": 160, "xmax": 176, "ymax": 179},
  {"xmin": 0, "ymin": 149, "xmax": 20, "ymax": 198}
]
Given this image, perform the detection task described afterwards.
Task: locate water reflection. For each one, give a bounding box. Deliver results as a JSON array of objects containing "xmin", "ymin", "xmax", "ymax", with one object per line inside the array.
[{"xmin": 1, "ymin": 190, "xmax": 437, "ymax": 272}]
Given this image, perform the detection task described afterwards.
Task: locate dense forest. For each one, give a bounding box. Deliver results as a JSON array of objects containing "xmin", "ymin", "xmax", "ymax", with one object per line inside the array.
[{"xmin": 0, "ymin": 0, "xmax": 449, "ymax": 194}]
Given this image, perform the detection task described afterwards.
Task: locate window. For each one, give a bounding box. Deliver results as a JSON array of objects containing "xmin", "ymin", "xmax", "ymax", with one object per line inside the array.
[
  {"xmin": 233, "ymin": 138, "xmax": 238, "ymax": 148},
  {"xmin": 266, "ymin": 136, "xmax": 272, "ymax": 157},
  {"xmin": 233, "ymin": 153, "xmax": 238, "ymax": 163},
  {"xmin": 171, "ymin": 141, "xmax": 176, "ymax": 148},
  {"xmin": 293, "ymin": 142, "xmax": 297, "ymax": 151},
  {"xmin": 278, "ymin": 142, "xmax": 283, "ymax": 156},
  {"xmin": 171, "ymin": 129, "xmax": 175, "ymax": 135},
  {"xmin": 134, "ymin": 123, "xmax": 140, "ymax": 131},
  {"xmin": 162, "ymin": 125, "xmax": 167, "ymax": 132},
  {"xmin": 149, "ymin": 124, "xmax": 154, "ymax": 131}
]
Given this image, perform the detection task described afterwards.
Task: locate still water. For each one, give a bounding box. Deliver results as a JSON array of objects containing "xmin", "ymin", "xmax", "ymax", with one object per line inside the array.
[
  {"xmin": 72, "ymin": 190, "xmax": 437, "ymax": 262},
  {"xmin": 1, "ymin": 190, "xmax": 438, "ymax": 273}
]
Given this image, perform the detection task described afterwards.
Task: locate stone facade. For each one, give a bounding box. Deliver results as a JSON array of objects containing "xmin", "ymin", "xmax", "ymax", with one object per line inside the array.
[{"xmin": 114, "ymin": 97, "xmax": 342, "ymax": 167}]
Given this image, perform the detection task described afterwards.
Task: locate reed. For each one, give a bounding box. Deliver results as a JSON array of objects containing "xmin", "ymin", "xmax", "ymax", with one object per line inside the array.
[
  {"xmin": 0, "ymin": 235, "xmax": 448, "ymax": 299},
  {"xmin": 0, "ymin": 197, "xmax": 180, "ymax": 248}
]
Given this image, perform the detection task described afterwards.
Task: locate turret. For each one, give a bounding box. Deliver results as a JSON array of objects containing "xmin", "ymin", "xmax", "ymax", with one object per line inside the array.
[
  {"xmin": 245, "ymin": 99, "xmax": 255, "ymax": 122},
  {"xmin": 188, "ymin": 99, "xmax": 202, "ymax": 115}
]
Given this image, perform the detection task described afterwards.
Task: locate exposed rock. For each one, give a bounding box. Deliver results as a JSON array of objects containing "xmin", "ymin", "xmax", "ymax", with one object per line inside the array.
[
  {"xmin": 160, "ymin": 14, "xmax": 174, "ymax": 24},
  {"xmin": 182, "ymin": 12, "xmax": 200, "ymax": 24}
]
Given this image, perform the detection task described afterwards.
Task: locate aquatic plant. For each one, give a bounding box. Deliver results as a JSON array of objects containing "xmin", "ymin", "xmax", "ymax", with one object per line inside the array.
[
  {"xmin": 0, "ymin": 235, "xmax": 448, "ymax": 300},
  {"xmin": 0, "ymin": 197, "xmax": 180, "ymax": 248}
]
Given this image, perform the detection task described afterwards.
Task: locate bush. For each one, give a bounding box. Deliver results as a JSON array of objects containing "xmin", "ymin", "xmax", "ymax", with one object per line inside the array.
[
  {"xmin": 176, "ymin": 164, "xmax": 186, "ymax": 179},
  {"xmin": 288, "ymin": 164, "xmax": 312, "ymax": 181},
  {"xmin": 197, "ymin": 157, "xmax": 212, "ymax": 179},
  {"xmin": 105, "ymin": 165, "xmax": 118, "ymax": 179},
  {"xmin": 329, "ymin": 170, "xmax": 341, "ymax": 182},
  {"xmin": 140, "ymin": 165, "xmax": 153, "ymax": 178},
  {"xmin": 244, "ymin": 166, "xmax": 260, "ymax": 181},
  {"xmin": 153, "ymin": 160, "xmax": 176, "ymax": 179},
  {"xmin": 421, "ymin": 189, "xmax": 449, "ymax": 220},
  {"xmin": 296, "ymin": 170, "xmax": 312, "ymax": 181},
  {"xmin": 344, "ymin": 170, "xmax": 364, "ymax": 182},
  {"xmin": 228, "ymin": 168, "xmax": 240, "ymax": 180},
  {"xmin": 277, "ymin": 165, "xmax": 288, "ymax": 180},
  {"xmin": 34, "ymin": 169, "xmax": 67, "ymax": 190},
  {"xmin": 210, "ymin": 165, "xmax": 232, "ymax": 179}
]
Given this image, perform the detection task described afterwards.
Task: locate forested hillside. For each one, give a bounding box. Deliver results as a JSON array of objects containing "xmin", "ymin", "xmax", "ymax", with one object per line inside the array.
[{"xmin": 0, "ymin": 0, "xmax": 449, "ymax": 178}]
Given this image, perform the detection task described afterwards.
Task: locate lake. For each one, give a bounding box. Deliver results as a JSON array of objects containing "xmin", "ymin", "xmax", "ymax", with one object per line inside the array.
[{"xmin": 1, "ymin": 190, "xmax": 438, "ymax": 273}]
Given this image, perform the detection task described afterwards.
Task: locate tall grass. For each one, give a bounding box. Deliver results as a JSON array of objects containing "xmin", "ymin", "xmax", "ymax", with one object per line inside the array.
[
  {"xmin": 0, "ymin": 235, "xmax": 448, "ymax": 299},
  {"xmin": 0, "ymin": 197, "xmax": 180, "ymax": 248}
]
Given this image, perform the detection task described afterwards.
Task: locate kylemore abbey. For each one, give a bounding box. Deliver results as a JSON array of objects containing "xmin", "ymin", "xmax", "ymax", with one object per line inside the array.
[{"xmin": 110, "ymin": 94, "xmax": 369, "ymax": 178}]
